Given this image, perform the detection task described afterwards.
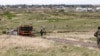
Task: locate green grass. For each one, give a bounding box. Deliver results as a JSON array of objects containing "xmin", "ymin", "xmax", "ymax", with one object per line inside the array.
[
  {"xmin": 2, "ymin": 11, "xmax": 16, "ymax": 19},
  {"xmin": 0, "ymin": 12, "xmax": 100, "ymax": 34}
]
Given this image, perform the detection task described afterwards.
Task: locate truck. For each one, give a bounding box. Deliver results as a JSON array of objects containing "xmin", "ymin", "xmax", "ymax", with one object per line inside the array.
[{"xmin": 17, "ymin": 25, "xmax": 33, "ymax": 36}]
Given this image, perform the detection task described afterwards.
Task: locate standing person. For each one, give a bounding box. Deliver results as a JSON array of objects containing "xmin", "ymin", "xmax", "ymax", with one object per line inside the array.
[
  {"xmin": 94, "ymin": 27, "xmax": 100, "ymax": 48},
  {"xmin": 40, "ymin": 29, "xmax": 43, "ymax": 37},
  {"xmin": 40, "ymin": 28, "xmax": 46, "ymax": 38}
]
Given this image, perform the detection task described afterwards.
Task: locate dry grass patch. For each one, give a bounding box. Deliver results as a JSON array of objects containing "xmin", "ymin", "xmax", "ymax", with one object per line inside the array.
[{"xmin": 0, "ymin": 35, "xmax": 54, "ymax": 50}]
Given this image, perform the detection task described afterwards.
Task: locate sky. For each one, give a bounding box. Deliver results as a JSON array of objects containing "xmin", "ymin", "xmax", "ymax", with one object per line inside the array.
[{"xmin": 0, "ymin": 0, "xmax": 100, "ymax": 5}]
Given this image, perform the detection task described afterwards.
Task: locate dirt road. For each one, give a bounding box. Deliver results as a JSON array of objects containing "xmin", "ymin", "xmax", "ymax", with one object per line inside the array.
[{"xmin": 46, "ymin": 38, "xmax": 98, "ymax": 48}]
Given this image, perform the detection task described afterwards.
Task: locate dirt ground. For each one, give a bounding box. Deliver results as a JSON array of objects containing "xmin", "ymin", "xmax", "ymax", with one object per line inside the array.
[
  {"xmin": 45, "ymin": 32, "xmax": 98, "ymax": 49},
  {"xmin": 46, "ymin": 32, "xmax": 96, "ymax": 42},
  {"xmin": 0, "ymin": 32, "xmax": 97, "ymax": 51},
  {"xmin": 0, "ymin": 35, "xmax": 54, "ymax": 50}
]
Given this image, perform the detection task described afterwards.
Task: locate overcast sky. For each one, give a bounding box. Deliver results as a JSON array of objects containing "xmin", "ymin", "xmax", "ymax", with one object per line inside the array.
[{"xmin": 0, "ymin": 0, "xmax": 100, "ymax": 5}]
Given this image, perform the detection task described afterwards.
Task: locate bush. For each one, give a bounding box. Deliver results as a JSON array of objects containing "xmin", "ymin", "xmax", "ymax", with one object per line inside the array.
[
  {"xmin": 3, "ymin": 11, "xmax": 16, "ymax": 19},
  {"xmin": 2, "ymin": 31, "xmax": 6, "ymax": 34}
]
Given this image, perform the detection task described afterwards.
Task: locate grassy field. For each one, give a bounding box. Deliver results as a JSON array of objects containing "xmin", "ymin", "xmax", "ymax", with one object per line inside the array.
[
  {"xmin": 0, "ymin": 12, "xmax": 100, "ymax": 34},
  {"xmin": 1, "ymin": 44, "xmax": 100, "ymax": 56},
  {"xmin": 0, "ymin": 11, "xmax": 100, "ymax": 56}
]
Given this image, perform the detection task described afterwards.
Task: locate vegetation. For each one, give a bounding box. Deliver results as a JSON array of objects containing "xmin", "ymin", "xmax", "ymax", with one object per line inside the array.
[
  {"xmin": 1, "ymin": 44, "xmax": 100, "ymax": 56},
  {"xmin": 0, "ymin": 12, "xmax": 100, "ymax": 33},
  {"xmin": 2, "ymin": 11, "xmax": 16, "ymax": 19},
  {"xmin": 0, "ymin": 11, "xmax": 100, "ymax": 56}
]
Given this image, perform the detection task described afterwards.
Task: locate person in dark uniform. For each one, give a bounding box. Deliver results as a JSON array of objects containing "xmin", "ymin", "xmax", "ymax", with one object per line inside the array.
[
  {"xmin": 40, "ymin": 28, "xmax": 46, "ymax": 38},
  {"xmin": 40, "ymin": 29, "xmax": 43, "ymax": 37},
  {"xmin": 94, "ymin": 27, "xmax": 100, "ymax": 48}
]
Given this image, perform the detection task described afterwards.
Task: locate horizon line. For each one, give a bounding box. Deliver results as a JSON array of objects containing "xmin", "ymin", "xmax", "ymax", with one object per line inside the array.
[{"xmin": 0, "ymin": 4, "xmax": 100, "ymax": 5}]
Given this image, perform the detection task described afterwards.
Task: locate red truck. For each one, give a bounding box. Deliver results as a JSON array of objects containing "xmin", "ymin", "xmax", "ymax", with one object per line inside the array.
[{"xmin": 17, "ymin": 25, "xmax": 33, "ymax": 36}]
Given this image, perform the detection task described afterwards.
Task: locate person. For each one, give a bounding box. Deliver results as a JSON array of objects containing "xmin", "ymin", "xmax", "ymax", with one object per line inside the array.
[
  {"xmin": 94, "ymin": 27, "xmax": 100, "ymax": 48},
  {"xmin": 40, "ymin": 28, "xmax": 46, "ymax": 38}
]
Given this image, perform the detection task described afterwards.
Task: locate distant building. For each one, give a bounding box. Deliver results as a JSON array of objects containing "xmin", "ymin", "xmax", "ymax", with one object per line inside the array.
[
  {"xmin": 75, "ymin": 7, "xmax": 87, "ymax": 12},
  {"xmin": 87, "ymin": 8, "xmax": 95, "ymax": 12},
  {"xmin": 75, "ymin": 7, "xmax": 95, "ymax": 12},
  {"xmin": 96, "ymin": 7, "xmax": 100, "ymax": 12},
  {"xmin": 18, "ymin": 6, "xmax": 22, "ymax": 8}
]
